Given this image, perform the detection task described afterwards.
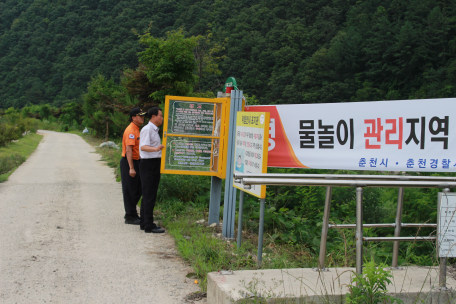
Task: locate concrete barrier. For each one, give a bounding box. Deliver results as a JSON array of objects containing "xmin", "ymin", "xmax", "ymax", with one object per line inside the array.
[{"xmin": 207, "ymin": 267, "xmax": 456, "ymax": 303}]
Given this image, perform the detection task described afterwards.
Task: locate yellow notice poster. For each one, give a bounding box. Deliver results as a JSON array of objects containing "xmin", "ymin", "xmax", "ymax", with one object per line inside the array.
[{"xmin": 233, "ymin": 112, "xmax": 270, "ymax": 198}]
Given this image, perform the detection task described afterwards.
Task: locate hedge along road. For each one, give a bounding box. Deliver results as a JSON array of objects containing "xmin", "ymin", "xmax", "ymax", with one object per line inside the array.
[{"xmin": 0, "ymin": 130, "xmax": 199, "ymax": 303}]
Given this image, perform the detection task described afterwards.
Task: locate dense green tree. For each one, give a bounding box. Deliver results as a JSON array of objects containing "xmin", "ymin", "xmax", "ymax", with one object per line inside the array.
[
  {"xmin": 82, "ymin": 75, "xmax": 124, "ymax": 141},
  {"xmin": 121, "ymin": 64, "xmax": 159, "ymax": 105},
  {"xmin": 138, "ymin": 29, "xmax": 198, "ymax": 101},
  {"xmin": 390, "ymin": 21, "xmax": 420, "ymax": 96},
  {"xmin": 1, "ymin": 0, "xmax": 456, "ymax": 108},
  {"xmin": 193, "ymin": 30, "xmax": 226, "ymax": 92}
]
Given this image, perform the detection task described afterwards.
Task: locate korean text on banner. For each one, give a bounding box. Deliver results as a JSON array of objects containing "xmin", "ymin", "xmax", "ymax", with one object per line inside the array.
[
  {"xmin": 246, "ymin": 98, "xmax": 456, "ymax": 172},
  {"xmin": 233, "ymin": 112, "xmax": 270, "ymax": 198}
]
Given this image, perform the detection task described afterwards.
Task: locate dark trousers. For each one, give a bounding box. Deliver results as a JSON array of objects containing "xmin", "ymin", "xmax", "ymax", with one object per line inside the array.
[
  {"xmin": 139, "ymin": 158, "xmax": 161, "ymax": 230},
  {"xmin": 120, "ymin": 157, "xmax": 142, "ymax": 216}
]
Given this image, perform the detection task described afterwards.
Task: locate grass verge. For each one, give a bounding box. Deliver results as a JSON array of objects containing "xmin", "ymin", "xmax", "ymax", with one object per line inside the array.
[
  {"xmin": 0, "ymin": 133, "xmax": 43, "ymax": 182},
  {"xmin": 155, "ymin": 205, "xmax": 316, "ymax": 292}
]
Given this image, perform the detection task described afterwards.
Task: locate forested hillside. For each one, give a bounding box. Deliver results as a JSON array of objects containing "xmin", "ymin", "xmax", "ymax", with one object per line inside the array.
[{"xmin": 1, "ymin": 0, "xmax": 455, "ymax": 109}]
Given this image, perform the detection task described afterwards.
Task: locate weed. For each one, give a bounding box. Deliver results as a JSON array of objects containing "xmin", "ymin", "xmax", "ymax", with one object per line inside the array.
[
  {"xmin": 235, "ymin": 272, "xmax": 285, "ymax": 304},
  {"xmin": 0, "ymin": 153, "xmax": 25, "ymax": 175},
  {"xmin": 345, "ymin": 260, "xmax": 403, "ymax": 304}
]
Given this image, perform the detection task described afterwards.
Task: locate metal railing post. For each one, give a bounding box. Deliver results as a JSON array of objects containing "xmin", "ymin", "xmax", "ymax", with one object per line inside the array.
[
  {"xmin": 439, "ymin": 257, "xmax": 447, "ymax": 289},
  {"xmin": 257, "ymin": 198, "xmax": 266, "ymax": 267},
  {"xmin": 317, "ymin": 186, "xmax": 332, "ymax": 271},
  {"xmin": 439, "ymin": 188, "xmax": 450, "ymax": 289},
  {"xmin": 356, "ymin": 187, "xmax": 364, "ymax": 276},
  {"xmin": 237, "ymin": 191, "xmax": 245, "ymax": 249},
  {"xmin": 391, "ymin": 187, "xmax": 405, "ymax": 269}
]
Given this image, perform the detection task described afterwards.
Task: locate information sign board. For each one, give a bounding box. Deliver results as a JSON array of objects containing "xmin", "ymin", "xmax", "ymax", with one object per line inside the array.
[
  {"xmin": 233, "ymin": 112, "xmax": 270, "ymax": 198},
  {"xmin": 437, "ymin": 192, "xmax": 456, "ymax": 258},
  {"xmin": 169, "ymin": 100, "xmax": 216, "ymax": 135},
  {"xmin": 161, "ymin": 96, "xmax": 230, "ymax": 177},
  {"xmin": 167, "ymin": 137, "xmax": 213, "ymax": 170}
]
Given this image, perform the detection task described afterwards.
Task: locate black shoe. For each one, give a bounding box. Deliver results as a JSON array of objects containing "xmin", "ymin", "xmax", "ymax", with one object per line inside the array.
[
  {"xmin": 145, "ymin": 228, "xmax": 165, "ymax": 233},
  {"xmin": 140, "ymin": 225, "xmax": 161, "ymax": 230},
  {"xmin": 125, "ymin": 216, "xmax": 140, "ymax": 225}
]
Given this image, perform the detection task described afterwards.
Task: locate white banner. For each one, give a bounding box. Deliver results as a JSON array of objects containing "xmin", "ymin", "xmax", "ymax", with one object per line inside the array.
[{"xmin": 246, "ymin": 98, "xmax": 456, "ymax": 172}]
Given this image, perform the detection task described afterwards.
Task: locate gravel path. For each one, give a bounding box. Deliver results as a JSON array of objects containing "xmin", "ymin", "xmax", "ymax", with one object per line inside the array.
[{"xmin": 0, "ymin": 130, "xmax": 201, "ymax": 303}]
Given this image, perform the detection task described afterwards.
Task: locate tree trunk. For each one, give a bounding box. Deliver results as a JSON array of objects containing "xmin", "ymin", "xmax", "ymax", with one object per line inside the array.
[{"xmin": 105, "ymin": 121, "xmax": 109, "ymax": 142}]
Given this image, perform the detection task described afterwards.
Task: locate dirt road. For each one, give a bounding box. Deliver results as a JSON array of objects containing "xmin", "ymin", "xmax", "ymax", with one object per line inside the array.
[{"xmin": 0, "ymin": 130, "xmax": 199, "ymax": 303}]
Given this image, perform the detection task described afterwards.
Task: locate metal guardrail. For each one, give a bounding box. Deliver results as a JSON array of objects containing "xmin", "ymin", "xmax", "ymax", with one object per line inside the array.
[
  {"xmin": 364, "ymin": 237, "xmax": 436, "ymax": 241},
  {"xmin": 239, "ymin": 178, "xmax": 456, "ymax": 188},
  {"xmin": 234, "ymin": 173, "xmax": 456, "ymax": 181},
  {"xmin": 233, "ymin": 173, "xmax": 450, "ymax": 289},
  {"xmin": 329, "ymin": 223, "xmax": 437, "ymax": 228}
]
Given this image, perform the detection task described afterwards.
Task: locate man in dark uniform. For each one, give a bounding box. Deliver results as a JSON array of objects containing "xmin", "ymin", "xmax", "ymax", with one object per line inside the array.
[{"xmin": 120, "ymin": 108, "xmax": 146, "ymax": 225}]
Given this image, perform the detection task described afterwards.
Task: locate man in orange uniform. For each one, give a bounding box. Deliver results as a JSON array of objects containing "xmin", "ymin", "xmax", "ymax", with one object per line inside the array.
[{"xmin": 120, "ymin": 108, "xmax": 146, "ymax": 225}]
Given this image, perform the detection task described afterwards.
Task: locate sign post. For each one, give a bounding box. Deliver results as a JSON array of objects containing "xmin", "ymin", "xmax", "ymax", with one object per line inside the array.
[
  {"xmin": 222, "ymin": 90, "xmax": 243, "ymax": 238},
  {"xmin": 232, "ymin": 111, "xmax": 270, "ymax": 265},
  {"xmin": 437, "ymin": 189, "xmax": 455, "ymax": 289}
]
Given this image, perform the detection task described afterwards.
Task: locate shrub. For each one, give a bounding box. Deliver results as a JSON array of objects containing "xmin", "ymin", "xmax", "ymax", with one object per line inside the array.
[
  {"xmin": 0, "ymin": 112, "xmax": 38, "ymax": 146},
  {"xmin": 60, "ymin": 124, "xmax": 69, "ymax": 132},
  {"xmin": 0, "ymin": 153, "xmax": 26, "ymax": 175}
]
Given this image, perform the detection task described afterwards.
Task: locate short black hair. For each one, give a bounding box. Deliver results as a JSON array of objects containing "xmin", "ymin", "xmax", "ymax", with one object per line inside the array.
[{"xmin": 148, "ymin": 107, "xmax": 162, "ymax": 119}]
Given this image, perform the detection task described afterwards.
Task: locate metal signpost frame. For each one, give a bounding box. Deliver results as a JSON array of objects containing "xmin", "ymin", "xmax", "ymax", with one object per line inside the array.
[
  {"xmin": 222, "ymin": 90, "xmax": 244, "ymax": 239},
  {"xmin": 234, "ymin": 173, "xmax": 454, "ymax": 286},
  {"xmin": 208, "ymin": 91, "xmax": 234, "ymax": 225}
]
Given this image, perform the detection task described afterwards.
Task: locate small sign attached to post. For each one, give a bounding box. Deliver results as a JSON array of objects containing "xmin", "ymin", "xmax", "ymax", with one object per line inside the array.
[
  {"xmin": 233, "ymin": 112, "xmax": 270, "ymax": 198},
  {"xmin": 437, "ymin": 192, "xmax": 456, "ymax": 258}
]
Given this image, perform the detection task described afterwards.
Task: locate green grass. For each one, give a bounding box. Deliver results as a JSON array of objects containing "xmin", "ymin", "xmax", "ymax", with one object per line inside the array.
[
  {"xmin": 155, "ymin": 206, "xmax": 315, "ymax": 292},
  {"xmin": 0, "ymin": 133, "xmax": 43, "ymax": 182},
  {"xmin": 163, "ymin": 215, "xmax": 255, "ymax": 291}
]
